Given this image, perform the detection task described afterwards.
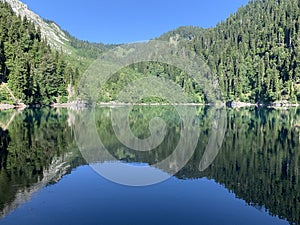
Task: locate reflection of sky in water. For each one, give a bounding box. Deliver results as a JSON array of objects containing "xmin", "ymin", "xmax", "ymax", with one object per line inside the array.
[
  {"xmin": 1, "ymin": 165, "xmax": 289, "ymax": 225},
  {"xmin": 126, "ymin": 162, "xmax": 149, "ymax": 167},
  {"xmin": 91, "ymin": 162, "xmax": 171, "ymax": 186}
]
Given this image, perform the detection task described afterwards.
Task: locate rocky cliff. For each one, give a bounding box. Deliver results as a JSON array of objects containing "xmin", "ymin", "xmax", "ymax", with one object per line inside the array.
[{"xmin": 2, "ymin": 0, "xmax": 69, "ymax": 50}]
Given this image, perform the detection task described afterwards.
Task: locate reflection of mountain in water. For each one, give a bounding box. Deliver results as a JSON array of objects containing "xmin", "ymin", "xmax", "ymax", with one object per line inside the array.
[
  {"xmin": 178, "ymin": 108, "xmax": 300, "ymax": 225},
  {"xmin": 83, "ymin": 107, "xmax": 300, "ymax": 224},
  {"xmin": 0, "ymin": 153, "xmax": 73, "ymax": 218},
  {"xmin": 0, "ymin": 107, "xmax": 299, "ymax": 224},
  {"xmin": 0, "ymin": 109, "xmax": 85, "ymax": 219}
]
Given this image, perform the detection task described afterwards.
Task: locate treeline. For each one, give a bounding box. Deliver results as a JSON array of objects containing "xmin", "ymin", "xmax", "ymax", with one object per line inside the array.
[
  {"xmin": 160, "ymin": 0, "xmax": 300, "ymax": 103},
  {"xmin": 0, "ymin": 2, "xmax": 79, "ymax": 105}
]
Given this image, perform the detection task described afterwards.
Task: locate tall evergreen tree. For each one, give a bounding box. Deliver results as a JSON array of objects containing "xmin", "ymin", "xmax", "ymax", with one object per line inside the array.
[{"xmin": 0, "ymin": 2, "xmax": 79, "ymax": 105}]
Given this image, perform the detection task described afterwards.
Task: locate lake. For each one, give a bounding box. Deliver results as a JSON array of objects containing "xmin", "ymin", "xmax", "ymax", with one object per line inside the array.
[{"xmin": 0, "ymin": 106, "xmax": 299, "ymax": 225}]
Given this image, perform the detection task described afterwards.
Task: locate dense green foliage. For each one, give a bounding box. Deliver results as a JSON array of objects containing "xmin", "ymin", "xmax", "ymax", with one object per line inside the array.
[
  {"xmin": 160, "ymin": 0, "xmax": 300, "ymax": 103},
  {"xmin": 97, "ymin": 63, "xmax": 205, "ymax": 103},
  {"xmin": 0, "ymin": 2, "xmax": 79, "ymax": 105}
]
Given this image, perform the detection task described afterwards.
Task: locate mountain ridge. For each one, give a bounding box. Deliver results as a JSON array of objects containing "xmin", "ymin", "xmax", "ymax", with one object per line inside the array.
[{"xmin": 2, "ymin": 0, "xmax": 69, "ymax": 50}]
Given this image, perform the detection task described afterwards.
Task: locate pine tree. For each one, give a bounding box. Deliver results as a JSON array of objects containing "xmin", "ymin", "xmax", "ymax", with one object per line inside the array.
[{"xmin": 0, "ymin": 2, "xmax": 76, "ymax": 105}]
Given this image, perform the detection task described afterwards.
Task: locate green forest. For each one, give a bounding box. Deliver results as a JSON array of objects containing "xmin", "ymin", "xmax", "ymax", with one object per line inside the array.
[
  {"xmin": 1, "ymin": 0, "xmax": 300, "ymax": 105},
  {"xmin": 0, "ymin": 2, "xmax": 80, "ymax": 105},
  {"xmin": 160, "ymin": 0, "xmax": 300, "ymax": 103}
]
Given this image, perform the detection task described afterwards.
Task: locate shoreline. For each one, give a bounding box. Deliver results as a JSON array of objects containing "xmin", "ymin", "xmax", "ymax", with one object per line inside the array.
[
  {"xmin": 0, "ymin": 103, "xmax": 27, "ymax": 111},
  {"xmin": 227, "ymin": 101, "xmax": 300, "ymax": 109},
  {"xmin": 1, "ymin": 101, "xmax": 300, "ymax": 111}
]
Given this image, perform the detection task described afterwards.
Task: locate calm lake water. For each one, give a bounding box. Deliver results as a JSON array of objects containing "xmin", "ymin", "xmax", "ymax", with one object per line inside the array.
[{"xmin": 0, "ymin": 106, "xmax": 299, "ymax": 225}]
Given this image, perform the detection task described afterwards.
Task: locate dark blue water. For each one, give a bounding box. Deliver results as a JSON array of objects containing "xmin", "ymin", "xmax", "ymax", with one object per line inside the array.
[{"xmin": 0, "ymin": 165, "xmax": 288, "ymax": 225}]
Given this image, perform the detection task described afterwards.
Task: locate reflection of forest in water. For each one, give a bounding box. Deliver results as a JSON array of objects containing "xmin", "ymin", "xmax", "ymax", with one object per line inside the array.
[
  {"xmin": 0, "ymin": 109, "xmax": 85, "ymax": 218},
  {"xmin": 0, "ymin": 107, "xmax": 299, "ymax": 224}
]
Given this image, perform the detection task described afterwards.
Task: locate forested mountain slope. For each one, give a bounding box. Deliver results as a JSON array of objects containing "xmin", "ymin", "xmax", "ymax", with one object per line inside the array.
[
  {"xmin": 160, "ymin": 0, "xmax": 300, "ymax": 103},
  {"xmin": 0, "ymin": 2, "xmax": 79, "ymax": 105},
  {"xmin": 0, "ymin": 1, "xmax": 114, "ymax": 105}
]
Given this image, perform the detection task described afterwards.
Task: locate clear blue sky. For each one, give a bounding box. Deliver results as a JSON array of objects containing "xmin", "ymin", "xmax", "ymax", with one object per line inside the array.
[{"xmin": 20, "ymin": 0, "xmax": 249, "ymax": 44}]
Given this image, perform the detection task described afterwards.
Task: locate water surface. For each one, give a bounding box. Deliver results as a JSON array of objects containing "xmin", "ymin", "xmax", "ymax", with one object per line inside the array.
[{"xmin": 0, "ymin": 107, "xmax": 299, "ymax": 225}]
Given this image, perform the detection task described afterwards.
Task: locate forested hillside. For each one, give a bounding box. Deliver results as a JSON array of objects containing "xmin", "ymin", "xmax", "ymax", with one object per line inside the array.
[
  {"xmin": 0, "ymin": 2, "xmax": 79, "ymax": 105},
  {"xmin": 160, "ymin": 0, "xmax": 300, "ymax": 103}
]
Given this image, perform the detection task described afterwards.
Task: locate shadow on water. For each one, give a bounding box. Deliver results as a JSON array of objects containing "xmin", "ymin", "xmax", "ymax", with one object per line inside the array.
[{"xmin": 0, "ymin": 106, "xmax": 299, "ymax": 224}]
